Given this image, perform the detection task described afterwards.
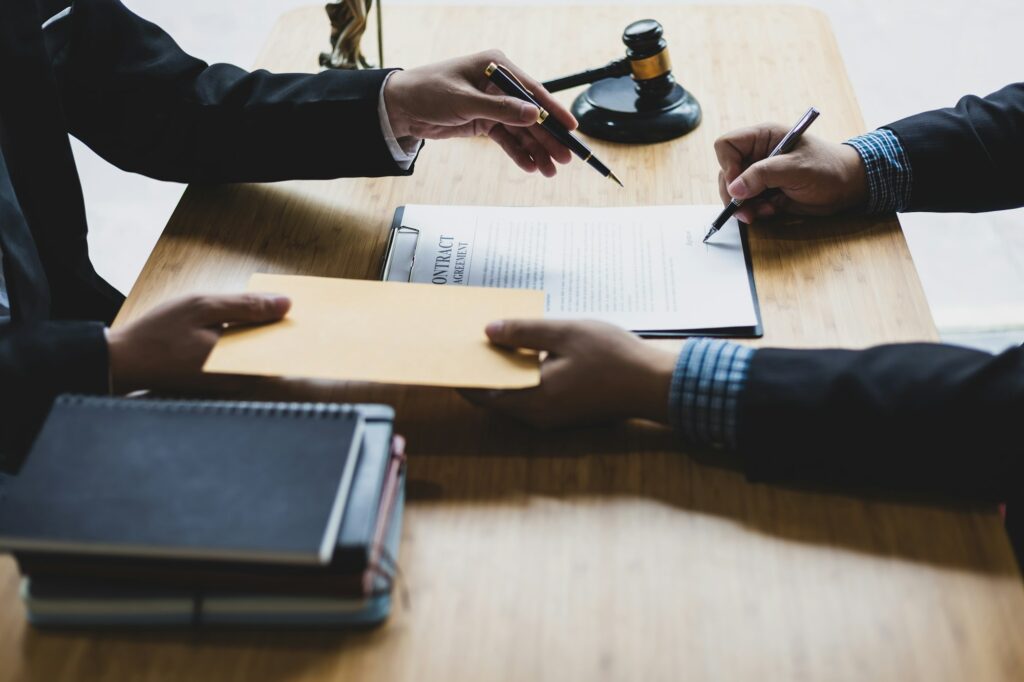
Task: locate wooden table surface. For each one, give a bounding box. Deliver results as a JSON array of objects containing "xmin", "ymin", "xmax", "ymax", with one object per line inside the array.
[{"xmin": 4, "ymin": 5, "xmax": 1023, "ymax": 681}]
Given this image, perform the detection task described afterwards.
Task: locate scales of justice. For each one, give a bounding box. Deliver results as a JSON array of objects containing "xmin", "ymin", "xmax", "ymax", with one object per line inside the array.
[{"xmin": 319, "ymin": 2, "xmax": 701, "ymax": 144}]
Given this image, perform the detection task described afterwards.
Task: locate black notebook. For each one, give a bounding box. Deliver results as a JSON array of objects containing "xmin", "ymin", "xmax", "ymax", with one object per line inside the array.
[
  {"xmin": 14, "ymin": 404, "xmax": 403, "ymax": 596},
  {"xmin": 0, "ymin": 395, "xmax": 364, "ymax": 565}
]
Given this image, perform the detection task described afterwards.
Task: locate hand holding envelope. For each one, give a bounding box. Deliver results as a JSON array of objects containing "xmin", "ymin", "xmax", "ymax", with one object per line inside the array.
[{"xmin": 204, "ymin": 273, "xmax": 544, "ymax": 389}]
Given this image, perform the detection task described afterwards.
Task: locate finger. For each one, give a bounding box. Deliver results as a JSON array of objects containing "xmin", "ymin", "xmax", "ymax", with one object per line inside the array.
[
  {"xmin": 726, "ymin": 155, "xmax": 801, "ymax": 201},
  {"xmin": 458, "ymin": 384, "xmax": 551, "ymax": 427},
  {"xmin": 755, "ymin": 201, "xmax": 778, "ymax": 219},
  {"xmin": 485, "ymin": 319, "xmax": 573, "ymax": 353},
  {"xmin": 713, "ymin": 123, "xmax": 790, "ymax": 182},
  {"xmin": 735, "ymin": 201, "xmax": 766, "ymax": 223},
  {"xmin": 462, "ymin": 91, "xmax": 540, "ymax": 127},
  {"xmin": 772, "ymin": 196, "xmax": 838, "ymax": 217},
  {"xmin": 460, "ymin": 386, "xmax": 539, "ymax": 411},
  {"xmin": 718, "ymin": 170, "xmax": 732, "ymax": 206},
  {"xmin": 509, "ymin": 127, "xmax": 557, "ymax": 177},
  {"xmin": 489, "ymin": 126, "xmax": 537, "ymax": 173},
  {"xmin": 767, "ymin": 192, "xmax": 794, "ymax": 216},
  {"xmin": 713, "ymin": 133, "xmax": 747, "ymax": 182},
  {"xmin": 737, "ymin": 192, "xmax": 795, "ymax": 223},
  {"xmin": 418, "ymin": 121, "xmax": 485, "ymax": 140},
  {"xmin": 191, "ymin": 293, "xmax": 291, "ymax": 326},
  {"xmin": 486, "ymin": 58, "xmax": 577, "ymax": 131},
  {"xmin": 526, "ymin": 124, "xmax": 573, "ymax": 165}
]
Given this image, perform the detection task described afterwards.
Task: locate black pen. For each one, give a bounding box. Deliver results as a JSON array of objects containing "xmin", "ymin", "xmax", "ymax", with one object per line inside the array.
[
  {"xmin": 484, "ymin": 62, "xmax": 623, "ymax": 187},
  {"xmin": 703, "ymin": 106, "xmax": 821, "ymax": 243}
]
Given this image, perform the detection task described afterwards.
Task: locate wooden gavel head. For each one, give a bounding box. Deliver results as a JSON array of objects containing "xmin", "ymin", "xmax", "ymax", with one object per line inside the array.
[
  {"xmin": 541, "ymin": 17, "xmax": 702, "ymax": 144},
  {"xmin": 622, "ymin": 19, "xmax": 677, "ymax": 101}
]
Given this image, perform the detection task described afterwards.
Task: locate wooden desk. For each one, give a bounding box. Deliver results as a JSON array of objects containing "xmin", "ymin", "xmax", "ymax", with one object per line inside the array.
[{"xmin": 4, "ymin": 5, "xmax": 1023, "ymax": 681}]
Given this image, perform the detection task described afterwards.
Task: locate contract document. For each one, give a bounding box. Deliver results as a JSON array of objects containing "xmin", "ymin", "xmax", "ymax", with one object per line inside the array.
[{"xmin": 381, "ymin": 205, "xmax": 762, "ymax": 337}]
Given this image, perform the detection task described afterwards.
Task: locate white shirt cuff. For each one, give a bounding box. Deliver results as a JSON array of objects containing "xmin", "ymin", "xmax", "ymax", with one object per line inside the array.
[{"xmin": 378, "ymin": 71, "xmax": 423, "ymax": 171}]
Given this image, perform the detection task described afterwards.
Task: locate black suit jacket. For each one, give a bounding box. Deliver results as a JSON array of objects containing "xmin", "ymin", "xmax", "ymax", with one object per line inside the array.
[
  {"xmin": 886, "ymin": 82, "xmax": 1024, "ymax": 212},
  {"xmin": 0, "ymin": 0, "xmax": 411, "ymax": 466},
  {"xmin": 736, "ymin": 83, "xmax": 1024, "ymax": 558}
]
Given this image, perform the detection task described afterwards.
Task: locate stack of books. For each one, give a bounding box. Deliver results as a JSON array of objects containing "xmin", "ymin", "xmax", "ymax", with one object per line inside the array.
[{"xmin": 0, "ymin": 395, "xmax": 406, "ymax": 628}]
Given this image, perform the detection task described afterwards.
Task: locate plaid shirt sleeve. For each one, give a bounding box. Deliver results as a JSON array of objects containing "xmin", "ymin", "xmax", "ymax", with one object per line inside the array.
[
  {"xmin": 668, "ymin": 338, "xmax": 756, "ymax": 451},
  {"xmin": 843, "ymin": 128, "xmax": 913, "ymax": 213}
]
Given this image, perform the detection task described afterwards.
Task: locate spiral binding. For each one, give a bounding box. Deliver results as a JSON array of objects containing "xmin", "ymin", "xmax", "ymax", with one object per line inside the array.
[{"xmin": 55, "ymin": 394, "xmax": 359, "ymax": 419}]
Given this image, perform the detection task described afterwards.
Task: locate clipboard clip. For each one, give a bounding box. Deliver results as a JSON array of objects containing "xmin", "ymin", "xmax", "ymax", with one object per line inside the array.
[{"xmin": 381, "ymin": 224, "xmax": 420, "ymax": 283}]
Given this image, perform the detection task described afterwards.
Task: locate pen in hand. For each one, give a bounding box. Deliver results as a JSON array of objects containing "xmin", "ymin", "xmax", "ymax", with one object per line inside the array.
[
  {"xmin": 703, "ymin": 106, "xmax": 821, "ymax": 243},
  {"xmin": 484, "ymin": 62, "xmax": 624, "ymax": 187}
]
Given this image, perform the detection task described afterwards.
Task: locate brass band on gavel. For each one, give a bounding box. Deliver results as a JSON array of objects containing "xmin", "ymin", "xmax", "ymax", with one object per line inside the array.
[{"xmin": 629, "ymin": 49, "xmax": 673, "ymax": 81}]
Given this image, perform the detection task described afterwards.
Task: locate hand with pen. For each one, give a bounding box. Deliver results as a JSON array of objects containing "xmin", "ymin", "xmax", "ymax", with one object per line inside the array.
[
  {"xmin": 714, "ymin": 124, "xmax": 869, "ymax": 224},
  {"xmin": 384, "ymin": 50, "xmax": 578, "ymax": 177}
]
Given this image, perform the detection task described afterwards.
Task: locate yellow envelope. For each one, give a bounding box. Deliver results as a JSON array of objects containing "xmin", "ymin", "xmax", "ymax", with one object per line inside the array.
[{"xmin": 203, "ymin": 273, "xmax": 543, "ymax": 389}]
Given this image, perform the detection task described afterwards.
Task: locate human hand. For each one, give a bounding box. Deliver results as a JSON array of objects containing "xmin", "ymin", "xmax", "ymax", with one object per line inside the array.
[
  {"xmin": 715, "ymin": 124, "xmax": 868, "ymax": 223},
  {"xmin": 383, "ymin": 50, "xmax": 577, "ymax": 177},
  {"xmin": 461, "ymin": 319, "xmax": 677, "ymax": 428},
  {"xmin": 106, "ymin": 293, "xmax": 291, "ymax": 393}
]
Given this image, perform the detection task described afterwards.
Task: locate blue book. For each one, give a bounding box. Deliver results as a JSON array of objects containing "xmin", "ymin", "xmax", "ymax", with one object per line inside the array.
[{"xmin": 21, "ymin": 474, "xmax": 405, "ymax": 629}]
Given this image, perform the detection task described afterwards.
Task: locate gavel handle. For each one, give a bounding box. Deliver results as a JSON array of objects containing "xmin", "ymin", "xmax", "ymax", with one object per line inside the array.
[{"xmin": 542, "ymin": 58, "xmax": 631, "ymax": 93}]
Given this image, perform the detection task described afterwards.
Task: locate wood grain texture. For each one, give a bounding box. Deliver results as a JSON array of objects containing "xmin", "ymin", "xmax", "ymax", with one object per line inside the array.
[{"xmin": 3, "ymin": 6, "xmax": 1023, "ymax": 682}]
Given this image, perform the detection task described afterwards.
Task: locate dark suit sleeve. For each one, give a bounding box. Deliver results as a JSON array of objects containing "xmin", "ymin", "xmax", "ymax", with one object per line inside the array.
[
  {"xmin": 0, "ymin": 322, "xmax": 109, "ymax": 472},
  {"xmin": 52, "ymin": 0, "xmax": 409, "ymax": 183},
  {"xmin": 885, "ymin": 82, "xmax": 1024, "ymax": 212},
  {"xmin": 736, "ymin": 343, "xmax": 1024, "ymax": 502}
]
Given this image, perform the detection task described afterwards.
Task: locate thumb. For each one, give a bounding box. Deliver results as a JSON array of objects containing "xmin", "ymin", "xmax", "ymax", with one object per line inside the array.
[
  {"xmin": 193, "ymin": 293, "xmax": 291, "ymax": 326},
  {"xmin": 727, "ymin": 156, "xmax": 799, "ymax": 200},
  {"xmin": 464, "ymin": 93, "xmax": 539, "ymax": 127},
  {"xmin": 485, "ymin": 319, "xmax": 570, "ymax": 353}
]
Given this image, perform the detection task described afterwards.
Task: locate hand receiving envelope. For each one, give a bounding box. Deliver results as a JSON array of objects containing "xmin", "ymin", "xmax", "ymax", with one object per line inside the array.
[{"xmin": 203, "ymin": 273, "xmax": 544, "ymax": 389}]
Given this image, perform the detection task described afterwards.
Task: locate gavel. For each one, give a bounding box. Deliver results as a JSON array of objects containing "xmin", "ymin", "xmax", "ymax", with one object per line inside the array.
[{"xmin": 542, "ymin": 19, "xmax": 701, "ymax": 144}]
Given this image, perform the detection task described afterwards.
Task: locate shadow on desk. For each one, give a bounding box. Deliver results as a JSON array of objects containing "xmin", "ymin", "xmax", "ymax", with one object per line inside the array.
[
  {"xmin": 750, "ymin": 212, "xmax": 894, "ymax": 243},
  {"xmin": 163, "ymin": 182, "xmax": 391, "ymax": 280},
  {"xmin": 12, "ymin": 386, "xmax": 1011, "ymax": 680},
  {"xmin": 408, "ymin": 412, "xmax": 1010, "ymax": 577},
  {"xmin": 17, "ymin": 624, "xmax": 386, "ymax": 681},
  {"xmin": 160, "ymin": 375, "xmax": 1015, "ymax": 577}
]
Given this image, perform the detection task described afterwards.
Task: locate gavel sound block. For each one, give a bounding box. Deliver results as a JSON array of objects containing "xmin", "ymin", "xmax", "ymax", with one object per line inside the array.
[{"xmin": 543, "ymin": 19, "xmax": 702, "ymax": 144}]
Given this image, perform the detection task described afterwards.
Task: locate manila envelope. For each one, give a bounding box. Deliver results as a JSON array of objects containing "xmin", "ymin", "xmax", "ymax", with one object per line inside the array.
[{"xmin": 203, "ymin": 273, "xmax": 543, "ymax": 389}]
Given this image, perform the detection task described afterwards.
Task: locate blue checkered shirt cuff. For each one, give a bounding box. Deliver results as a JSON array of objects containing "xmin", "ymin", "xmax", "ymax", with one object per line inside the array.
[
  {"xmin": 668, "ymin": 338, "xmax": 755, "ymax": 451},
  {"xmin": 843, "ymin": 128, "xmax": 913, "ymax": 214}
]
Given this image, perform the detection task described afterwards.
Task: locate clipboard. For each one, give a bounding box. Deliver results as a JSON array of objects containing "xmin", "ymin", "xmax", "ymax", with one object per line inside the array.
[{"xmin": 380, "ymin": 206, "xmax": 763, "ymax": 339}]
